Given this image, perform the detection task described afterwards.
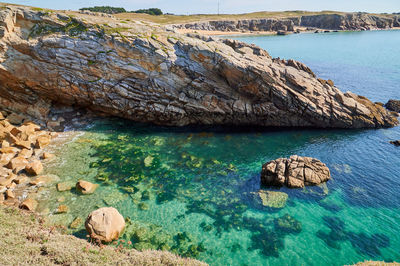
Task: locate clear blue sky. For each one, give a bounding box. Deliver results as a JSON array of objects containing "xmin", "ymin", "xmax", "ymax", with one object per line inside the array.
[{"xmin": 4, "ymin": 0, "xmax": 400, "ymax": 14}]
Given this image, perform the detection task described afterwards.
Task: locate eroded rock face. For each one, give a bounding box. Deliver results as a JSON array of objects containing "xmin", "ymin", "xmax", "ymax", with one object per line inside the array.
[
  {"xmin": 0, "ymin": 7, "xmax": 397, "ymax": 128},
  {"xmin": 261, "ymin": 155, "xmax": 331, "ymax": 188},
  {"xmin": 85, "ymin": 207, "xmax": 125, "ymax": 242},
  {"xmin": 176, "ymin": 13, "xmax": 400, "ymax": 32}
]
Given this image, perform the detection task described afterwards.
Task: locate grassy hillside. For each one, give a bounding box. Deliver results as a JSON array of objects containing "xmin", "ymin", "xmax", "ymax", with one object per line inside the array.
[{"xmin": 0, "ymin": 206, "xmax": 206, "ymax": 265}]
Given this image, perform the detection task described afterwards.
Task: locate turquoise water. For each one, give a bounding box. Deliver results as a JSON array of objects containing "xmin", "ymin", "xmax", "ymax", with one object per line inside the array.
[{"xmin": 41, "ymin": 30, "xmax": 400, "ymax": 265}]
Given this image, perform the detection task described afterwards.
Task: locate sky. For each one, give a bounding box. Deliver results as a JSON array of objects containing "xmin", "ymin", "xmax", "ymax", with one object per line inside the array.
[{"xmin": 3, "ymin": 0, "xmax": 400, "ymax": 15}]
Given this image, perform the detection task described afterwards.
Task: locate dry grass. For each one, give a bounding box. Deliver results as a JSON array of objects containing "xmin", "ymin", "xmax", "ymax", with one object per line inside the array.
[
  {"xmin": 114, "ymin": 10, "xmax": 396, "ymax": 25},
  {"xmin": 0, "ymin": 206, "xmax": 207, "ymax": 266}
]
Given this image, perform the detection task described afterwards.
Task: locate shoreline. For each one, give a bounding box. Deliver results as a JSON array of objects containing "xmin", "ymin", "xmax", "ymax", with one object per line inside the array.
[{"xmin": 176, "ymin": 27, "xmax": 400, "ymax": 37}]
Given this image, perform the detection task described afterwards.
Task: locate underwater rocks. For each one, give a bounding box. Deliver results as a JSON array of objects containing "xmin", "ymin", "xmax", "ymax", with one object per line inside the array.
[
  {"xmin": 85, "ymin": 207, "xmax": 125, "ymax": 243},
  {"xmin": 274, "ymin": 214, "xmax": 302, "ymax": 234},
  {"xmin": 385, "ymin": 100, "xmax": 400, "ymax": 113},
  {"xmin": 0, "ymin": 6, "xmax": 397, "ymax": 129},
  {"xmin": 261, "ymin": 155, "xmax": 331, "ymax": 188},
  {"xmin": 76, "ymin": 180, "xmax": 98, "ymax": 195},
  {"xmin": 257, "ymin": 190, "xmax": 288, "ymax": 208}
]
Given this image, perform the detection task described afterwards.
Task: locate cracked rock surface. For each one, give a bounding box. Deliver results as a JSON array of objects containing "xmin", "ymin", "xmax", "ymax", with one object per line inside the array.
[
  {"xmin": 0, "ymin": 6, "xmax": 398, "ymax": 128},
  {"xmin": 261, "ymin": 155, "xmax": 331, "ymax": 188}
]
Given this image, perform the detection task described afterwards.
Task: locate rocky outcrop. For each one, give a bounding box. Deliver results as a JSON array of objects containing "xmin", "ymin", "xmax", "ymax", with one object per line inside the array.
[
  {"xmin": 298, "ymin": 13, "xmax": 399, "ymax": 30},
  {"xmin": 174, "ymin": 13, "xmax": 400, "ymax": 32},
  {"xmin": 385, "ymin": 100, "xmax": 400, "ymax": 113},
  {"xmin": 0, "ymin": 6, "xmax": 398, "ymax": 128},
  {"xmin": 174, "ymin": 18, "xmax": 294, "ymax": 32},
  {"xmin": 261, "ymin": 155, "xmax": 331, "ymax": 188},
  {"xmin": 85, "ymin": 207, "xmax": 125, "ymax": 242}
]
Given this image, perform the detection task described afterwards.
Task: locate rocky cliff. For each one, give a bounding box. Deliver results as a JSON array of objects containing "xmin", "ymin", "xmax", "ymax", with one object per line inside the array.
[
  {"xmin": 174, "ymin": 13, "xmax": 400, "ymax": 32},
  {"xmin": 0, "ymin": 6, "xmax": 398, "ymax": 128}
]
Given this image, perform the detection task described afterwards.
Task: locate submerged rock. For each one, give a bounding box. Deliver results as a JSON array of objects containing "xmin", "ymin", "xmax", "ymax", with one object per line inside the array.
[
  {"xmin": 385, "ymin": 99, "xmax": 400, "ymax": 113},
  {"xmin": 0, "ymin": 7, "xmax": 397, "ymax": 129},
  {"xmin": 85, "ymin": 207, "xmax": 125, "ymax": 242},
  {"xmin": 261, "ymin": 155, "xmax": 331, "ymax": 188},
  {"xmin": 257, "ymin": 190, "xmax": 288, "ymax": 208},
  {"xmin": 274, "ymin": 214, "xmax": 302, "ymax": 234}
]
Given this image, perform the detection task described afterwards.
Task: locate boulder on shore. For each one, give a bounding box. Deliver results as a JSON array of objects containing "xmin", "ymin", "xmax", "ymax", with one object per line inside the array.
[
  {"xmin": 85, "ymin": 207, "xmax": 125, "ymax": 242},
  {"xmin": 261, "ymin": 155, "xmax": 331, "ymax": 188},
  {"xmin": 385, "ymin": 100, "xmax": 400, "ymax": 113}
]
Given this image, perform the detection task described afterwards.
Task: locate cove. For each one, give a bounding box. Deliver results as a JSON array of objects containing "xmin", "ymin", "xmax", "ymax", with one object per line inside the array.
[{"xmin": 40, "ymin": 30, "xmax": 400, "ymax": 265}]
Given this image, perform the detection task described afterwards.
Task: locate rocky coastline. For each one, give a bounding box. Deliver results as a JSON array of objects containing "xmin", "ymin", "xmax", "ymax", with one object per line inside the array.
[
  {"xmin": 173, "ymin": 13, "xmax": 400, "ymax": 34},
  {"xmin": 0, "ymin": 5, "xmax": 399, "ymax": 265},
  {"xmin": 0, "ymin": 6, "xmax": 398, "ymax": 129}
]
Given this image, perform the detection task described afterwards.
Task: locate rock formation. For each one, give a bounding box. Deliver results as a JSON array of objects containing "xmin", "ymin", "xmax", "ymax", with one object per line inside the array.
[
  {"xmin": 390, "ymin": 140, "xmax": 400, "ymax": 147},
  {"xmin": 385, "ymin": 100, "xmax": 400, "ymax": 113},
  {"xmin": 261, "ymin": 155, "xmax": 331, "ymax": 188},
  {"xmin": 0, "ymin": 6, "xmax": 398, "ymax": 128},
  {"xmin": 174, "ymin": 13, "xmax": 400, "ymax": 32},
  {"xmin": 85, "ymin": 207, "xmax": 125, "ymax": 242}
]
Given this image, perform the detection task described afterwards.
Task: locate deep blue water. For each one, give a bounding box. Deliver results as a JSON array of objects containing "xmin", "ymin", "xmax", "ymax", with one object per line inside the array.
[{"xmin": 42, "ymin": 30, "xmax": 400, "ymax": 266}]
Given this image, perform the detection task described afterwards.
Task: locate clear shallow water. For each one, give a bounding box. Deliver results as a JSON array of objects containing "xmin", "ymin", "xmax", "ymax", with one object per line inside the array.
[{"xmin": 40, "ymin": 30, "xmax": 400, "ymax": 265}]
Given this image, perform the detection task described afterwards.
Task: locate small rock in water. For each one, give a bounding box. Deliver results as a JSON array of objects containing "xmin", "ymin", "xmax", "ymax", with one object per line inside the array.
[
  {"xmin": 76, "ymin": 180, "xmax": 98, "ymax": 194},
  {"xmin": 385, "ymin": 99, "xmax": 400, "ymax": 113},
  {"xmin": 390, "ymin": 140, "xmax": 400, "ymax": 147},
  {"xmin": 42, "ymin": 152, "xmax": 55, "ymax": 160},
  {"xmin": 70, "ymin": 217, "xmax": 83, "ymax": 229},
  {"xmin": 261, "ymin": 155, "xmax": 330, "ymax": 188},
  {"xmin": 85, "ymin": 207, "xmax": 125, "ymax": 242},
  {"xmin": 56, "ymin": 205, "xmax": 69, "ymax": 214},
  {"xmin": 57, "ymin": 182, "xmax": 73, "ymax": 192},
  {"xmin": 20, "ymin": 198, "xmax": 38, "ymax": 211}
]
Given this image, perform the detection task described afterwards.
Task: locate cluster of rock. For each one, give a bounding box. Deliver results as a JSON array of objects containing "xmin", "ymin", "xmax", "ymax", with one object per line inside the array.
[
  {"xmin": 0, "ymin": 6, "xmax": 397, "ymax": 129},
  {"xmin": 261, "ymin": 155, "xmax": 331, "ymax": 188},
  {"xmin": 174, "ymin": 13, "xmax": 400, "ymax": 33},
  {"xmin": 0, "ymin": 110, "xmax": 56, "ymax": 210}
]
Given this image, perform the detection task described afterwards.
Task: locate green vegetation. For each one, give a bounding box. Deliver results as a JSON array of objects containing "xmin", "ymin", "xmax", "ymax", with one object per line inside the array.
[
  {"xmin": 28, "ymin": 17, "xmax": 87, "ymax": 39},
  {"xmin": 0, "ymin": 206, "xmax": 205, "ymax": 265},
  {"xmin": 78, "ymin": 6, "xmax": 163, "ymax": 16},
  {"xmin": 79, "ymin": 6, "xmax": 126, "ymax": 14},
  {"xmin": 132, "ymin": 8, "xmax": 163, "ymax": 16},
  {"xmin": 114, "ymin": 10, "xmax": 397, "ymax": 25}
]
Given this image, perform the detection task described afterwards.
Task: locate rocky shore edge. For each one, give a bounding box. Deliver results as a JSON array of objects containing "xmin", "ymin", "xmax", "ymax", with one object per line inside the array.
[{"xmin": 172, "ymin": 13, "xmax": 400, "ymax": 36}]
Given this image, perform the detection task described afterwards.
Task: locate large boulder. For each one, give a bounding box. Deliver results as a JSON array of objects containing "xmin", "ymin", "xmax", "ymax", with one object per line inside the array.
[
  {"xmin": 385, "ymin": 99, "xmax": 400, "ymax": 113},
  {"xmin": 85, "ymin": 207, "xmax": 125, "ymax": 242},
  {"xmin": 261, "ymin": 155, "xmax": 331, "ymax": 188}
]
